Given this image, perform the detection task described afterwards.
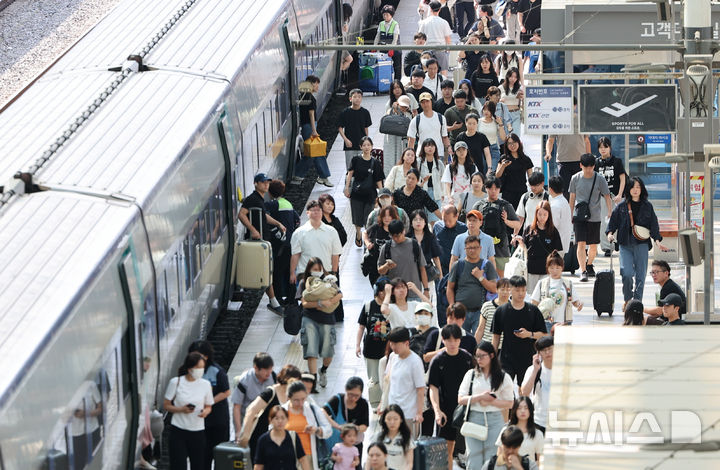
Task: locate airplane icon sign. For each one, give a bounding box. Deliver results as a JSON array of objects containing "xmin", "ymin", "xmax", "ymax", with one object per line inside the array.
[{"xmin": 600, "ymin": 94, "xmax": 657, "ymax": 117}]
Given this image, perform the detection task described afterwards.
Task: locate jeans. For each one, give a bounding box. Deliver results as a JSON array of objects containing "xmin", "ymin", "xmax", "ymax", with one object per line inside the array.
[
  {"xmin": 455, "ymin": 1, "xmax": 476, "ymax": 37},
  {"xmin": 489, "ymin": 144, "xmax": 501, "ymax": 173},
  {"xmin": 619, "ymin": 242, "xmax": 649, "ymax": 302},
  {"xmin": 463, "ymin": 309, "xmax": 481, "ymax": 334},
  {"xmin": 296, "ymin": 123, "xmax": 331, "ymax": 178},
  {"xmin": 508, "ymin": 110, "xmax": 521, "ymax": 136},
  {"xmin": 365, "ymin": 358, "xmax": 382, "ymax": 407},
  {"xmin": 465, "ymin": 410, "xmax": 505, "ymax": 470}
]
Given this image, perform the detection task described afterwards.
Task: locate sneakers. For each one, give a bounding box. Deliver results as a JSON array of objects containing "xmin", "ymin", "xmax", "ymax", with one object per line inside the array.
[
  {"xmin": 604, "ymin": 249, "xmax": 612, "ymax": 257},
  {"xmin": 318, "ymin": 370, "xmax": 328, "ymax": 387},
  {"xmin": 267, "ymin": 303, "xmax": 284, "ymax": 316},
  {"xmin": 587, "ymin": 264, "xmax": 596, "ymax": 277},
  {"xmin": 580, "ymin": 271, "xmax": 589, "ymax": 282},
  {"xmin": 290, "ymin": 176, "xmax": 304, "ymax": 184},
  {"xmin": 317, "ymin": 177, "xmax": 334, "ymax": 187}
]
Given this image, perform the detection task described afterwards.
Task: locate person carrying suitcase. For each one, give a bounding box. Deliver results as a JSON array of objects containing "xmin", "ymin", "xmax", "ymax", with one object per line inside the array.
[
  {"xmin": 374, "ymin": 6, "xmax": 402, "ymax": 81},
  {"xmin": 238, "ymin": 173, "xmax": 287, "ymax": 314}
]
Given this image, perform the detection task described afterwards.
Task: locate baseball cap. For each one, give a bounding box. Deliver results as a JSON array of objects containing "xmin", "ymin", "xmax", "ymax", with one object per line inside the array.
[
  {"xmin": 378, "ymin": 187, "xmax": 392, "ymax": 197},
  {"xmin": 414, "ymin": 302, "xmax": 434, "ymax": 314},
  {"xmin": 254, "ymin": 173, "xmax": 271, "ymax": 183},
  {"xmin": 454, "ymin": 141, "xmax": 468, "ymax": 151},
  {"xmin": 624, "ymin": 299, "xmax": 644, "ymax": 315},
  {"xmin": 419, "ymin": 92, "xmax": 433, "ymax": 102},
  {"xmin": 466, "ymin": 209, "xmax": 483, "ymax": 220},
  {"xmin": 397, "ymin": 95, "xmax": 411, "ymax": 108},
  {"xmin": 659, "ymin": 293, "xmax": 683, "ymax": 307}
]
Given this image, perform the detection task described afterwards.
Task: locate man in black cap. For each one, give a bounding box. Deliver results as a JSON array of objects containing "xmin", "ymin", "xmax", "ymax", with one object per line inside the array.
[
  {"xmin": 660, "ymin": 294, "xmax": 686, "ymax": 325},
  {"xmin": 239, "ymin": 172, "xmax": 287, "ymax": 313}
]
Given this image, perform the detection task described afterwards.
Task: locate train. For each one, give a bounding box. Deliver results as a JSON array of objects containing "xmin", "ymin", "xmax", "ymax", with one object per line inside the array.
[{"xmin": 0, "ymin": 0, "xmax": 371, "ymax": 468}]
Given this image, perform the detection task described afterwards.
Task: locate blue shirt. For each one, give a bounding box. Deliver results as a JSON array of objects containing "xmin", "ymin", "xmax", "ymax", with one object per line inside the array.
[
  {"xmin": 524, "ymin": 42, "xmax": 540, "ymax": 73},
  {"xmin": 450, "ymin": 231, "xmax": 496, "ymax": 262},
  {"xmin": 433, "ymin": 220, "xmax": 468, "ymax": 273}
]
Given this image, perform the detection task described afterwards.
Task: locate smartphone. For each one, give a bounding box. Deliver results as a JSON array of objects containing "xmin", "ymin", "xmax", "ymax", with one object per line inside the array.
[
  {"xmin": 187, "ymin": 404, "xmax": 196, "ymax": 410},
  {"xmin": 490, "ymin": 393, "xmax": 497, "ymax": 398},
  {"xmin": 513, "ymin": 329, "xmax": 522, "ymax": 333}
]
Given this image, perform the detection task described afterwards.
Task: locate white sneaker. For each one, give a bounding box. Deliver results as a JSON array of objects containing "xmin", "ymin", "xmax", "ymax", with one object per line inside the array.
[
  {"xmin": 317, "ymin": 177, "xmax": 334, "ymax": 187},
  {"xmin": 318, "ymin": 370, "xmax": 327, "ymax": 387}
]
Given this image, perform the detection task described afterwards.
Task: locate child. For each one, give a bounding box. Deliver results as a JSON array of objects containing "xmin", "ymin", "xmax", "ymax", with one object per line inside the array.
[
  {"xmin": 331, "ymin": 423, "xmax": 360, "ymax": 470},
  {"xmin": 477, "ymin": 277, "xmax": 510, "ymax": 344},
  {"xmin": 531, "ymin": 250, "xmax": 583, "ymax": 333}
]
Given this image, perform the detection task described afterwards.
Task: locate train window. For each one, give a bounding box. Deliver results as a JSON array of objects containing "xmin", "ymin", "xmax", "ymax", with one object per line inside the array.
[
  {"xmin": 253, "ymin": 124, "xmax": 260, "ymax": 168},
  {"xmin": 69, "ymin": 382, "xmax": 103, "ymax": 470},
  {"xmin": 182, "ymin": 238, "xmax": 192, "ymax": 292},
  {"xmin": 158, "ymin": 270, "xmax": 170, "ymax": 334},
  {"xmin": 170, "ymin": 252, "xmax": 180, "ymax": 311},
  {"xmin": 100, "ymin": 352, "xmax": 120, "ymax": 430},
  {"xmin": 212, "ymin": 185, "xmax": 225, "ymax": 244},
  {"xmin": 190, "ymin": 220, "xmax": 201, "ymax": 278}
]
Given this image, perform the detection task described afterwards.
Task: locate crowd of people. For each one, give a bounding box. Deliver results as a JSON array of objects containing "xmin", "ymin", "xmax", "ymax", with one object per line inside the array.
[{"xmin": 161, "ymin": 1, "xmax": 692, "ymax": 469}]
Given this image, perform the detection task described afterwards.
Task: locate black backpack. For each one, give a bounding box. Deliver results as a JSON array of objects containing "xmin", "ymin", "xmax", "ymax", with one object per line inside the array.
[
  {"xmin": 481, "ymin": 201, "xmax": 506, "ymax": 241},
  {"xmin": 385, "ymin": 238, "xmax": 422, "ymax": 276},
  {"xmin": 487, "ymin": 454, "xmax": 531, "ymax": 470}
]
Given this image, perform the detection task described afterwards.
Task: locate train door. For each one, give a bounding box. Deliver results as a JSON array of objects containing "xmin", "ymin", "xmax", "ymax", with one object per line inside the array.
[{"xmin": 217, "ymin": 111, "xmax": 239, "ymax": 300}]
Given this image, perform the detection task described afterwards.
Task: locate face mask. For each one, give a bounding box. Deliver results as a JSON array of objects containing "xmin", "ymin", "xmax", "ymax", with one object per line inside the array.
[
  {"xmin": 421, "ymin": 58, "xmax": 429, "ymax": 66},
  {"xmin": 379, "ymin": 198, "xmax": 391, "ymax": 208},
  {"xmin": 310, "ymin": 270, "xmax": 323, "ymax": 277},
  {"xmin": 190, "ymin": 368, "xmax": 204, "ymax": 380},
  {"xmin": 416, "ymin": 315, "xmax": 431, "ymax": 326}
]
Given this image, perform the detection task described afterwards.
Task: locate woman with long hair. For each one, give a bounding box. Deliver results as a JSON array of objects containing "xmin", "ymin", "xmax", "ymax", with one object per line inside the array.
[
  {"xmin": 253, "ymin": 405, "xmax": 311, "ymax": 470},
  {"xmin": 607, "ymin": 177, "xmax": 668, "ymax": 309},
  {"xmin": 385, "ymin": 148, "xmax": 418, "ymax": 192},
  {"xmin": 345, "ymin": 136, "xmax": 385, "ymax": 246},
  {"xmin": 457, "ymin": 171, "xmax": 487, "ymax": 221},
  {"xmin": 495, "ymin": 133, "xmax": 533, "ymax": 209},
  {"xmin": 469, "ymin": 54, "xmax": 499, "ymax": 106},
  {"xmin": 363, "ymin": 206, "xmax": 400, "ymax": 286},
  {"xmin": 494, "ymin": 397, "xmax": 544, "ymax": 462},
  {"xmin": 494, "ymin": 43, "xmax": 523, "ymax": 85},
  {"xmin": 163, "ymin": 352, "xmax": 214, "ymax": 470},
  {"xmin": 478, "ymin": 101, "xmax": 506, "ymax": 172},
  {"xmin": 514, "ymin": 201, "xmax": 563, "ymax": 293},
  {"xmin": 457, "ymin": 341, "xmax": 514, "ymax": 469},
  {"xmin": 416, "ymin": 138, "xmax": 445, "ymax": 222},
  {"xmin": 392, "ymin": 168, "xmax": 441, "ymax": 221},
  {"xmin": 459, "ymin": 78, "xmax": 482, "ymax": 110},
  {"xmin": 485, "ymin": 86, "xmax": 512, "ymax": 137},
  {"xmin": 530, "ymin": 251, "xmax": 583, "ymax": 332},
  {"xmin": 441, "ymin": 141, "xmax": 477, "ymax": 205},
  {"xmin": 373, "ymin": 405, "xmax": 414, "ymax": 470},
  {"xmin": 499, "ymin": 68, "xmax": 523, "ymax": 135},
  {"xmin": 407, "ymin": 210, "xmax": 443, "ymax": 287},
  {"xmin": 282, "ymin": 382, "xmax": 333, "ymax": 470},
  {"xmin": 458, "ymin": 33, "xmax": 484, "ymax": 80}
]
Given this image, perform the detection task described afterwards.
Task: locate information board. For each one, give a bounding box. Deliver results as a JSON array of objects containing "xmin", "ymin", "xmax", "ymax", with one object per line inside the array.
[{"xmin": 524, "ymin": 86, "xmax": 574, "ymax": 135}]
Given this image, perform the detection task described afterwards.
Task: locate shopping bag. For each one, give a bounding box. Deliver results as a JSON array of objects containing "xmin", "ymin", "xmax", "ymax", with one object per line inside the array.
[{"xmin": 303, "ymin": 136, "xmax": 327, "ymax": 157}]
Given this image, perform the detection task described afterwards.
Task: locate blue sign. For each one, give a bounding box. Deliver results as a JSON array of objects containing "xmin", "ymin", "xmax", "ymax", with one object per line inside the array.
[{"xmin": 644, "ymin": 134, "xmax": 671, "ymax": 144}]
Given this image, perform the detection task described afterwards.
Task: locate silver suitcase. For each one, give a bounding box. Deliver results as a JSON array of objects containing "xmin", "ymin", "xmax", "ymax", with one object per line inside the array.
[{"xmin": 236, "ymin": 207, "xmax": 273, "ymax": 290}]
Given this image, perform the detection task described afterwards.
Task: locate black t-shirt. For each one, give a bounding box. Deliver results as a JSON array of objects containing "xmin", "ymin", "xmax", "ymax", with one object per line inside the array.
[
  {"xmin": 658, "ymin": 279, "xmax": 687, "ymax": 315},
  {"xmin": 501, "ymin": 154, "xmax": 534, "ymax": 192},
  {"xmin": 470, "ymin": 71, "xmax": 499, "ymax": 102},
  {"xmin": 324, "ymin": 394, "xmax": 370, "ymax": 428},
  {"xmin": 358, "ymin": 299, "xmax": 390, "ymax": 359},
  {"xmin": 523, "ymin": 227, "xmax": 564, "ymax": 275},
  {"xmin": 393, "ymin": 186, "xmax": 439, "ymax": 215},
  {"xmin": 492, "ymin": 302, "xmax": 547, "ymax": 370},
  {"xmin": 338, "ymin": 107, "xmax": 372, "ymax": 150},
  {"xmin": 595, "ymin": 155, "xmax": 626, "ymax": 196},
  {"xmin": 456, "ymin": 131, "xmax": 491, "ymax": 174},
  {"xmin": 410, "ymin": 327, "xmax": 438, "ymax": 369},
  {"xmin": 520, "ymin": 0, "xmax": 542, "ymax": 30},
  {"xmin": 433, "ymin": 98, "xmax": 455, "ymax": 115},
  {"xmin": 299, "ymin": 92, "xmax": 316, "ymax": 126},
  {"xmin": 407, "ymin": 85, "xmax": 435, "ymax": 103},
  {"xmin": 241, "ymin": 190, "xmax": 268, "ymax": 240},
  {"xmin": 424, "ymin": 328, "xmax": 477, "ymax": 357},
  {"xmin": 253, "ymin": 386, "xmax": 281, "ymax": 442},
  {"xmin": 427, "ymin": 349, "xmax": 474, "ymax": 413},
  {"xmin": 350, "ymin": 156, "xmax": 385, "ymax": 202},
  {"xmin": 254, "ymin": 430, "xmax": 305, "ymax": 470},
  {"xmin": 204, "ymin": 364, "xmax": 230, "ymax": 428}
]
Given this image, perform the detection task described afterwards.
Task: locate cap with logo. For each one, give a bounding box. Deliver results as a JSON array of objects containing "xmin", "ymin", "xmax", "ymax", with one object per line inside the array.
[
  {"xmin": 419, "ymin": 92, "xmax": 433, "ymax": 102},
  {"xmin": 254, "ymin": 173, "xmax": 271, "ymax": 183}
]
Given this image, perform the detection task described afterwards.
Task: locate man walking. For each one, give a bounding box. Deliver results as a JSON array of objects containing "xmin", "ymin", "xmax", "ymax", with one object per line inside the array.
[
  {"xmin": 338, "ymin": 88, "xmax": 372, "ymax": 169},
  {"xmin": 419, "ymin": 1, "xmax": 453, "ymax": 72}
]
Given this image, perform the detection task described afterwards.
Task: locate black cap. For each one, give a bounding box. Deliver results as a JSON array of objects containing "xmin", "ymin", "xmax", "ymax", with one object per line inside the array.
[
  {"xmin": 429, "ymin": 1, "xmax": 441, "ymax": 11},
  {"xmin": 660, "ymin": 293, "xmax": 683, "ymax": 307},
  {"xmin": 625, "ymin": 299, "xmax": 644, "ymax": 316}
]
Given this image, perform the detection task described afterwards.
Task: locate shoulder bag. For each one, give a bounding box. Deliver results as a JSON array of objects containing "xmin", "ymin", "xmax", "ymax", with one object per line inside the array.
[
  {"xmin": 380, "ymin": 113, "xmax": 411, "ymax": 136},
  {"xmin": 572, "ymin": 173, "xmax": 596, "ymax": 223},
  {"xmin": 308, "ymin": 404, "xmax": 334, "ymax": 470},
  {"xmin": 627, "ymin": 202, "xmax": 650, "ymax": 240},
  {"xmin": 451, "ymin": 370, "xmax": 473, "ymax": 429}
]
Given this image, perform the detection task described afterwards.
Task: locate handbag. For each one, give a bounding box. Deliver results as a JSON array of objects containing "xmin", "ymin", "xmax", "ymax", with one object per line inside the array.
[
  {"xmin": 379, "ymin": 113, "xmax": 411, "ymax": 137},
  {"xmin": 460, "ymin": 406, "xmax": 488, "ymax": 441},
  {"xmin": 324, "ymin": 394, "xmax": 347, "ymax": 450},
  {"xmin": 458, "ymin": 192, "xmax": 470, "ymax": 222},
  {"xmin": 303, "ymin": 135, "xmax": 327, "ymax": 157},
  {"xmin": 572, "ymin": 174, "xmax": 596, "ymax": 223},
  {"xmin": 302, "ymin": 276, "xmax": 340, "ymax": 313},
  {"xmin": 504, "ymin": 245, "xmax": 527, "ymax": 279},
  {"xmin": 425, "ymin": 263, "xmax": 441, "ymax": 282},
  {"xmin": 288, "ymin": 430, "xmax": 303, "ymax": 470},
  {"xmin": 627, "ymin": 202, "xmax": 650, "ymax": 241},
  {"xmin": 309, "ymin": 404, "xmax": 334, "ymax": 470},
  {"xmin": 283, "ymin": 302, "xmax": 302, "ymax": 335}
]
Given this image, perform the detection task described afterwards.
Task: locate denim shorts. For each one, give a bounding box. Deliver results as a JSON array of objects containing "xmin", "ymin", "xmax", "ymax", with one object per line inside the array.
[{"xmin": 300, "ymin": 316, "xmax": 337, "ymax": 359}]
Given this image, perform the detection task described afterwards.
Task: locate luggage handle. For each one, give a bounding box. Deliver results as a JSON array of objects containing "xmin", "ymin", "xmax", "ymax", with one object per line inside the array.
[{"xmin": 247, "ymin": 206, "xmax": 264, "ymax": 240}]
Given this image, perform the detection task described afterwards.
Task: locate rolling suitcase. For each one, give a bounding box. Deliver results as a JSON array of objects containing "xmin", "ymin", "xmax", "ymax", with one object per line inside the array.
[
  {"xmin": 413, "ymin": 435, "xmax": 448, "ymax": 470},
  {"xmin": 213, "ymin": 441, "xmax": 250, "ymax": 470},
  {"xmin": 563, "ymin": 242, "xmax": 579, "ymax": 275},
  {"xmin": 593, "ymin": 253, "xmax": 615, "ymax": 316},
  {"xmin": 358, "ymin": 52, "xmax": 393, "ymax": 94},
  {"xmin": 236, "ymin": 207, "xmax": 273, "ymax": 290}
]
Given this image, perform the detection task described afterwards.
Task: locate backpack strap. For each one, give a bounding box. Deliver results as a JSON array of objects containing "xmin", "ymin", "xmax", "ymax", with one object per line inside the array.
[
  {"xmin": 461, "ymin": 192, "xmax": 470, "ymax": 212},
  {"xmin": 487, "ymin": 455, "xmax": 497, "ymax": 470}
]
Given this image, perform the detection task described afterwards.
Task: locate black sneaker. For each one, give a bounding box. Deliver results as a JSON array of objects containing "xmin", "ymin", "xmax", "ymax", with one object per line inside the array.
[
  {"xmin": 587, "ymin": 264, "xmax": 596, "ymax": 277},
  {"xmin": 604, "ymin": 249, "xmax": 611, "ymax": 257},
  {"xmin": 580, "ymin": 271, "xmax": 589, "ymax": 282},
  {"xmin": 267, "ymin": 303, "xmax": 284, "ymax": 316}
]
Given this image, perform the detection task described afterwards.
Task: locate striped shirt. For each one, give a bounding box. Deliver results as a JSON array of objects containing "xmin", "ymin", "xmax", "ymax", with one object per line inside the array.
[{"xmin": 480, "ymin": 300, "xmax": 504, "ymax": 345}]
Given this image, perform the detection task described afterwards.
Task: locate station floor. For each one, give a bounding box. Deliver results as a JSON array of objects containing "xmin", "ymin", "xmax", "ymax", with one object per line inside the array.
[{"xmin": 224, "ymin": 0, "xmax": 708, "ymax": 466}]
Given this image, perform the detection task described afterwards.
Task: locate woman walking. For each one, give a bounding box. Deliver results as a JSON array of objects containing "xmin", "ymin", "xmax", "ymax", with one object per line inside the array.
[
  {"xmin": 385, "ymin": 148, "xmax": 418, "ymax": 192},
  {"xmin": 253, "ymin": 406, "xmax": 311, "ymax": 470},
  {"xmin": 494, "ymin": 133, "xmax": 532, "ymax": 209},
  {"xmin": 477, "ymin": 101, "xmax": 506, "ymax": 172},
  {"xmin": 283, "ymin": 381, "xmax": 333, "ymax": 470},
  {"xmin": 383, "ymin": 95, "xmax": 414, "ymax": 176},
  {"xmin": 345, "ymin": 136, "xmax": 385, "ymax": 247},
  {"xmin": 514, "ymin": 201, "xmax": 563, "ymax": 293},
  {"xmin": 499, "ymin": 68, "xmax": 523, "ymax": 136},
  {"xmin": 416, "ymin": 138, "xmax": 445, "ymax": 222},
  {"xmin": 393, "ymin": 169, "xmax": 441, "ymax": 221}
]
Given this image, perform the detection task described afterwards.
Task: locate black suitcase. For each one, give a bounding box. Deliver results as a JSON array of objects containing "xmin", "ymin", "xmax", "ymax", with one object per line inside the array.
[
  {"xmin": 593, "ymin": 254, "xmax": 615, "ymax": 316},
  {"xmin": 413, "ymin": 435, "xmax": 448, "ymax": 470},
  {"xmin": 563, "ymin": 242, "xmax": 579, "ymax": 274},
  {"xmin": 213, "ymin": 442, "xmax": 250, "ymax": 470}
]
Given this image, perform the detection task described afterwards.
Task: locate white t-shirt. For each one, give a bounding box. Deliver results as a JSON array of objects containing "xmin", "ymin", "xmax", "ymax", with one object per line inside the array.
[
  {"xmin": 522, "ymin": 364, "xmax": 551, "ymax": 427},
  {"xmin": 374, "ymin": 432, "xmax": 416, "ymax": 470},
  {"xmin": 290, "ymin": 221, "xmax": 343, "ymax": 274},
  {"xmin": 424, "ymin": 73, "xmax": 442, "ymax": 97},
  {"xmin": 531, "ymin": 277, "xmax": 576, "ymax": 323},
  {"xmin": 478, "ymin": 119, "xmax": 500, "ymax": 145},
  {"xmin": 386, "ymin": 301, "xmax": 419, "ymax": 329},
  {"xmin": 458, "ymin": 369, "xmax": 515, "ymax": 413},
  {"xmin": 407, "ymin": 112, "xmax": 448, "ymax": 157},
  {"xmin": 165, "ymin": 376, "xmax": 214, "ymax": 431},
  {"xmin": 495, "ymin": 427, "xmax": 544, "ymax": 461},
  {"xmin": 549, "ymin": 194, "xmax": 572, "ymax": 252},
  {"xmin": 71, "ymin": 384, "xmax": 102, "ymax": 436},
  {"xmin": 441, "ymin": 163, "xmax": 474, "ymax": 201},
  {"xmin": 418, "ymin": 15, "xmax": 452, "ymax": 45},
  {"xmin": 387, "ymin": 352, "xmax": 426, "ymax": 419}
]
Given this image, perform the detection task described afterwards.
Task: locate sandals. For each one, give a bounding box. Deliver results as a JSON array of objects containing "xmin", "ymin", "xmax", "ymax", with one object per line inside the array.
[{"xmin": 355, "ymin": 237, "xmax": 362, "ymax": 247}]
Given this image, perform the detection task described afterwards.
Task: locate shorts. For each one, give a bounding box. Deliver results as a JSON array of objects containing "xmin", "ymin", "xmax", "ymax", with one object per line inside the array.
[
  {"xmin": 574, "ymin": 221, "xmax": 601, "ymax": 245},
  {"xmin": 438, "ymin": 413, "xmax": 460, "ymax": 441},
  {"xmin": 495, "ymin": 257, "xmax": 509, "ymax": 272},
  {"xmin": 300, "ymin": 316, "xmax": 337, "ymax": 359},
  {"xmin": 350, "ymin": 198, "xmax": 374, "ymax": 227}
]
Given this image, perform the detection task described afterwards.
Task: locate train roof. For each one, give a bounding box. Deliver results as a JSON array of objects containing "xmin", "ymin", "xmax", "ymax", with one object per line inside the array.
[
  {"xmin": 544, "ymin": 326, "xmax": 720, "ymax": 469},
  {"xmin": 0, "ymin": 192, "xmax": 137, "ymax": 407}
]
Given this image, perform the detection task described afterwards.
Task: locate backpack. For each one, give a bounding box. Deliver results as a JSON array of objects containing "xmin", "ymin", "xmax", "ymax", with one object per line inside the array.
[
  {"xmin": 413, "ymin": 112, "xmax": 445, "ymax": 151},
  {"xmin": 384, "ymin": 238, "xmax": 422, "ymax": 277},
  {"xmin": 487, "ymin": 454, "xmax": 531, "ymax": 470},
  {"xmin": 481, "ymin": 201, "xmax": 506, "ymax": 242},
  {"xmin": 436, "ymin": 259, "xmax": 488, "ymax": 317}
]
